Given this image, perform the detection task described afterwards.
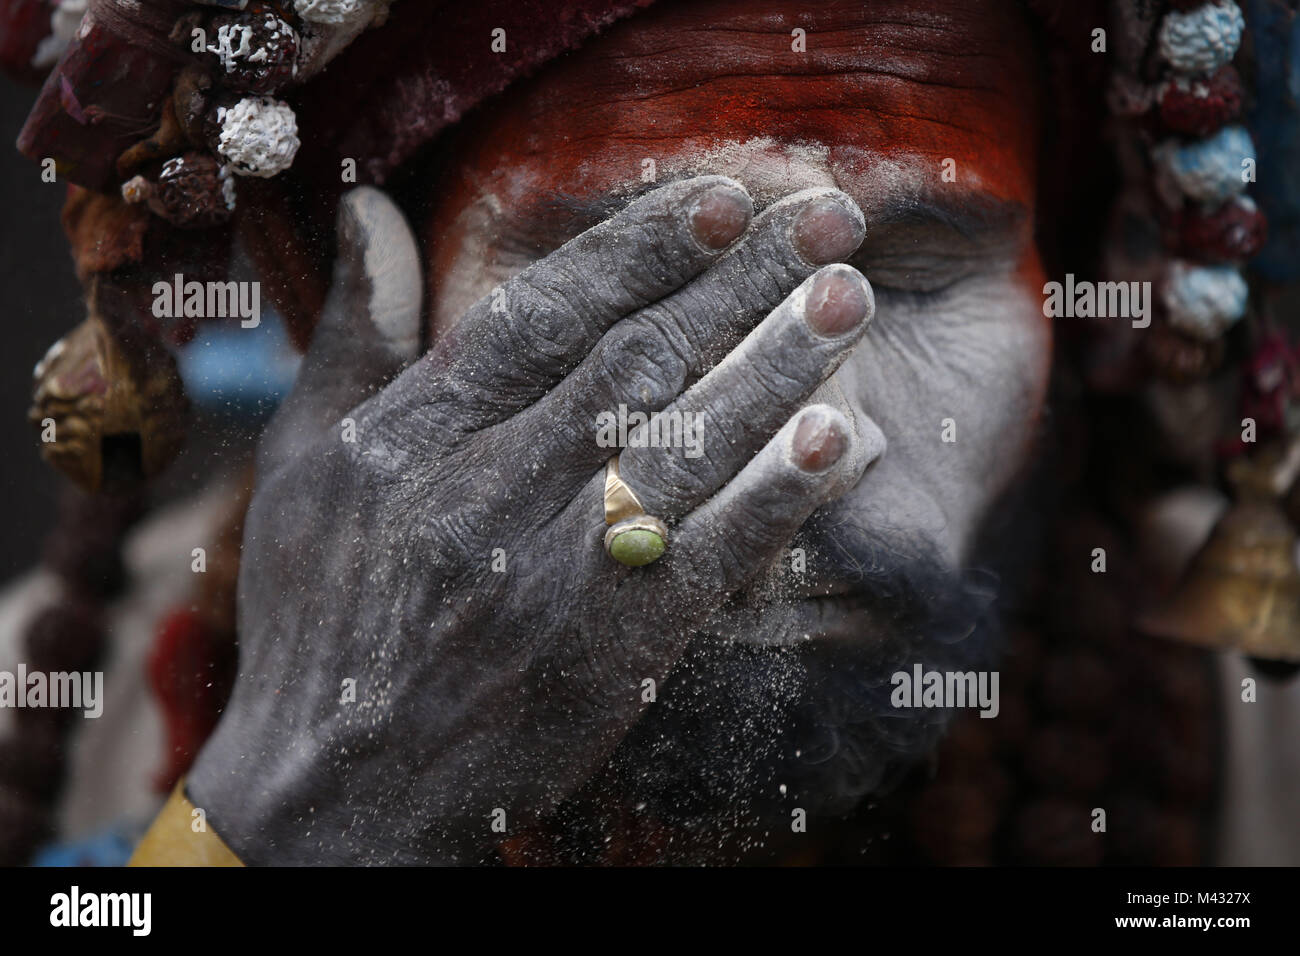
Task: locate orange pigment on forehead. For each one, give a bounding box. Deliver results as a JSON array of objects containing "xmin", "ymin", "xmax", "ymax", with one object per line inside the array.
[{"xmin": 432, "ymin": 0, "xmax": 1042, "ymax": 220}]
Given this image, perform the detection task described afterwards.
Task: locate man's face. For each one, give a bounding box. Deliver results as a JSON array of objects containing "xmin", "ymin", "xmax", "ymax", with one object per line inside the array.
[{"xmin": 425, "ymin": 0, "xmax": 1049, "ymax": 650}]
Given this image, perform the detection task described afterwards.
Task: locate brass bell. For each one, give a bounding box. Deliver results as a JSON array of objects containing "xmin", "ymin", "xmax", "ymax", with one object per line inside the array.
[
  {"xmin": 1140, "ymin": 442, "xmax": 1300, "ymax": 662},
  {"xmin": 28, "ymin": 294, "xmax": 187, "ymax": 494}
]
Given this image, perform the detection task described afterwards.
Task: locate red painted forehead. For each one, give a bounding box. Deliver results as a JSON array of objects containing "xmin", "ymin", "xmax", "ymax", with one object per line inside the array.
[{"xmin": 434, "ymin": 0, "xmax": 1043, "ymax": 228}]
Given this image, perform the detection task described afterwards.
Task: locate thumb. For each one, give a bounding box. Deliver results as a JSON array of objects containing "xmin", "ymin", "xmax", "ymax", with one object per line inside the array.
[{"xmin": 259, "ymin": 186, "xmax": 423, "ymax": 470}]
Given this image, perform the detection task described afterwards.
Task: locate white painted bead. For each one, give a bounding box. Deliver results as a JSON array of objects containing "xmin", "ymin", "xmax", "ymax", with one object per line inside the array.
[
  {"xmin": 293, "ymin": 0, "xmax": 372, "ymax": 25},
  {"xmin": 216, "ymin": 96, "xmax": 300, "ymax": 178}
]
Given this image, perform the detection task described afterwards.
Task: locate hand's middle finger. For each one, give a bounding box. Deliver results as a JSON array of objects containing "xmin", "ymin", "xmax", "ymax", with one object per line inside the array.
[{"xmin": 513, "ymin": 187, "xmax": 866, "ymax": 480}]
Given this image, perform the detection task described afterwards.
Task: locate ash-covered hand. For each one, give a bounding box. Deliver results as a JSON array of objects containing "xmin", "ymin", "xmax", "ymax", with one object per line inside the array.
[{"xmin": 188, "ymin": 179, "xmax": 884, "ymax": 863}]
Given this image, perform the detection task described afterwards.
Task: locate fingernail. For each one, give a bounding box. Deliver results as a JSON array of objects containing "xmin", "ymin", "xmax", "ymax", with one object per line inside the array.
[
  {"xmin": 791, "ymin": 196, "xmax": 864, "ymax": 265},
  {"xmin": 689, "ymin": 183, "xmax": 752, "ymax": 251},
  {"xmin": 792, "ymin": 409, "xmax": 847, "ymax": 473},
  {"xmin": 804, "ymin": 267, "xmax": 873, "ymax": 337}
]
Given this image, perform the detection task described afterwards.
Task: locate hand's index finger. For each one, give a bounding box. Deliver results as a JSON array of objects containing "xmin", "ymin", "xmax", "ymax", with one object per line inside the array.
[{"xmin": 424, "ymin": 175, "xmax": 753, "ymax": 426}]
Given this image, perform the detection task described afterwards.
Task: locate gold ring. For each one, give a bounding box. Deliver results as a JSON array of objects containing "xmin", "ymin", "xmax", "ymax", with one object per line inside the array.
[{"xmin": 603, "ymin": 456, "xmax": 667, "ymax": 566}]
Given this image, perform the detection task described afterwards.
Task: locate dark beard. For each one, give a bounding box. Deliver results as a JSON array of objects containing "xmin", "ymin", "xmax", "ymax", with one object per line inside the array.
[{"xmin": 606, "ymin": 542, "xmax": 1005, "ymax": 824}]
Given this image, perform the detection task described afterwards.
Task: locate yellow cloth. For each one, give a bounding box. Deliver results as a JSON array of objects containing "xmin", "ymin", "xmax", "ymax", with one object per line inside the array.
[{"xmin": 128, "ymin": 779, "xmax": 244, "ymax": 867}]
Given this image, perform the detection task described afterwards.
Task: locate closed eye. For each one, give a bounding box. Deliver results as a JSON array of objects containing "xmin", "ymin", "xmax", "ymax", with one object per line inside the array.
[
  {"xmin": 868, "ymin": 281, "xmax": 963, "ymax": 308},
  {"xmin": 850, "ymin": 193, "xmax": 1027, "ymax": 294}
]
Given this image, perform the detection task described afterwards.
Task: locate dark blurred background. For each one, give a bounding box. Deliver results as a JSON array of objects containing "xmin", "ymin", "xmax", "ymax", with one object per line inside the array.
[{"xmin": 0, "ymin": 80, "xmax": 80, "ymax": 583}]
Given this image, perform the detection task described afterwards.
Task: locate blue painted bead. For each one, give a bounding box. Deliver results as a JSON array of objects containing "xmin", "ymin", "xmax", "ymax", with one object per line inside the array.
[
  {"xmin": 1158, "ymin": 125, "xmax": 1255, "ymax": 204},
  {"xmin": 1162, "ymin": 261, "xmax": 1249, "ymax": 340}
]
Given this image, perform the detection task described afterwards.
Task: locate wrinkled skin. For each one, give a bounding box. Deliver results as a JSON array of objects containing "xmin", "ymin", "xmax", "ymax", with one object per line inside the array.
[{"xmin": 190, "ymin": 0, "xmax": 1051, "ymax": 863}]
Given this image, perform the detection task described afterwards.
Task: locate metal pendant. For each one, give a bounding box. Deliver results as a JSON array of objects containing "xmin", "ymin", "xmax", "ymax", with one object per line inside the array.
[
  {"xmin": 29, "ymin": 307, "xmax": 187, "ymax": 494},
  {"xmin": 1141, "ymin": 442, "xmax": 1300, "ymax": 662}
]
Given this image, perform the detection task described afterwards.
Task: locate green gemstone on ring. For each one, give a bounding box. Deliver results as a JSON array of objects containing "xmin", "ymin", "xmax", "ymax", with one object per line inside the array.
[{"xmin": 608, "ymin": 527, "xmax": 666, "ymax": 566}]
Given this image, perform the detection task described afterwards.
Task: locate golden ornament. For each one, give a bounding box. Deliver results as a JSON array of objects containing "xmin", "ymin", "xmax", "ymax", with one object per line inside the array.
[{"xmin": 29, "ymin": 308, "xmax": 187, "ymax": 493}]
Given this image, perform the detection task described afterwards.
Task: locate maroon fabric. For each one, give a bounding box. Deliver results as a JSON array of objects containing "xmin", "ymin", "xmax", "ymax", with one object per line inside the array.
[
  {"xmin": 293, "ymin": 0, "xmax": 656, "ymax": 188},
  {"xmin": 16, "ymin": 1, "xmax": 192, "ymax": 192},
  {"xmin": 0, "ymin": 0, "xmax": 53, "ymax": 86},
  {"xmin": 14, "ymin": 0, "xmax": 655, "ymax": 194}
]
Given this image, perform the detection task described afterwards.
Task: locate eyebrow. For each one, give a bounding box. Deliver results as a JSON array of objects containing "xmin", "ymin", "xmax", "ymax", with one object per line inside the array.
[
  {"xmin": 524, "ymin": 177, "xmax": 1026, "ymax": 251},
  {"xmin": 531, "ymin": 174, "xmax": 698, "ymax": 230},
  {"xmin": 870, "ymin": 192, "xmax": 1027, "ymax": 244}
]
